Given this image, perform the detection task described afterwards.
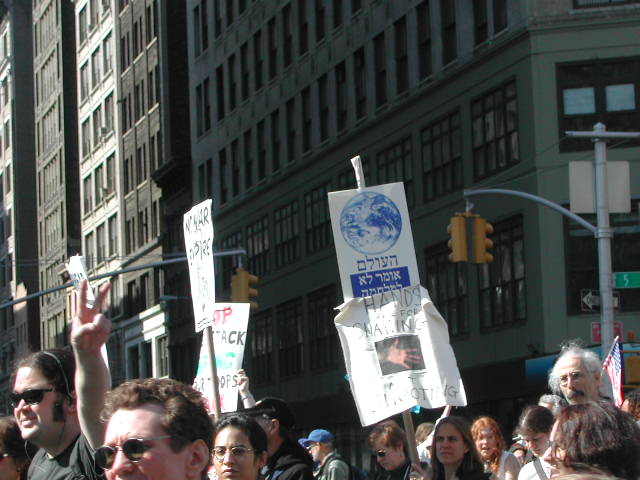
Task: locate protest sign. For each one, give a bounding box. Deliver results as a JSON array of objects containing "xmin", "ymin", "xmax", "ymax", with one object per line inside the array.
[
  {"xmin": 335, "ymin": 285, "xmax": 466, "ymax": 426},
  {"xmin": 192, "ymin": 303, "xmax": 250, "ymax": 412},
  {"xmin": 183, "ymin": 199, "xmax": 216, "ymax": 331},
  {"xmin": 328, "ymin": 182, "xmax": 419, "ymax": 301},
  {"xmin": 65, "ymin": 255, "xmax": 96, "ymax": 308}
]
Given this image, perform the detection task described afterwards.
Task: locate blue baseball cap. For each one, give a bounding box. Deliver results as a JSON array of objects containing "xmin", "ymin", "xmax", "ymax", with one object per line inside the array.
[{"xmin": 300, "ymin": 429, "xmax": 334, "ymax": 446}]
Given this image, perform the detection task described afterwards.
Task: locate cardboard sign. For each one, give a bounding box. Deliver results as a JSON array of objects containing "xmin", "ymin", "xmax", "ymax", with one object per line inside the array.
[
  {"xmin": 335, "ymin": 285, "xmax": 466, "ymax": 426},
  {"xmin": 192, "ymin": 303, "xmax": 250, "ymax": 413},
  {"xmin": 328, "ymin": 183, "xmax": 419, "ymax": 300},
  {"xmin": 183, "ymin": 200, "xmax": 216, "ymax": 332}
]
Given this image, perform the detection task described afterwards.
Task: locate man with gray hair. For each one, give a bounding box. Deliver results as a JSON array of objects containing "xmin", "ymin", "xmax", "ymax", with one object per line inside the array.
[{"xmin": 548, "ymin": 341, "xmax": 602, "ymax": 405}]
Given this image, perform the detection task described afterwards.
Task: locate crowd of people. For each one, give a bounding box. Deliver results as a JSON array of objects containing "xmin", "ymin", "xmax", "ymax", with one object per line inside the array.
[{"xmin": 2, "ymin": 281, "xmax": 640, "ymax": 480}]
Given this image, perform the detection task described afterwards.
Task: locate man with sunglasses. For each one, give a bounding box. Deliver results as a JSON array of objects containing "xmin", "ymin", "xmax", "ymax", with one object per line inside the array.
[
  {"xmin": 10, "ymin": 282, "xmax": 112, "ymax": 480},
  {"xmin": 300, "ymin": 429, "xmax": 350, "ymax": 480}
]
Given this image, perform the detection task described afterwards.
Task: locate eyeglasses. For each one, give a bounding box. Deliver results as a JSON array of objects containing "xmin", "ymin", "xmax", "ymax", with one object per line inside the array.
[
  {"xmin": 376, "ymin": 450, "xmax": 387, "ymax": 458},
  {"xmin": 559, "ymin": 371, "xmax": 583, "ymax": 386},
  {"xmin": 9, "ymin": 388, "xmax": 54, "ymax": 408},
  {"xmin": 306, "ymin": 442, "xmax": 318, "ymax": 451},
  {"xmin": 95, "ymin": 435, "xmax": 172, "ymax": 470},
  {"xmin": 213, "ymin": 445, "xmax": 254, "ymax": 461}
]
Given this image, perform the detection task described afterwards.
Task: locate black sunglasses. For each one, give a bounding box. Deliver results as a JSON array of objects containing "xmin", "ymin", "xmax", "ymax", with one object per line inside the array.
[
  {"xmin": 9, "ymin": 388, "xmax": 54, "ymax": 408},
  {"xmin": 376, "ymin": 450, "xmax": 387, "ymax": 458},
  {"xmin": 95, "ymin": 435, "xmax": 172, "ymax": 470}
]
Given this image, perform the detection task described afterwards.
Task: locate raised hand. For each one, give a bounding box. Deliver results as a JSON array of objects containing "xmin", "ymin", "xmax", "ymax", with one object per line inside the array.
[{"xmin": 71, "ymin": 280, "xmax": 112, "ymax": 354}]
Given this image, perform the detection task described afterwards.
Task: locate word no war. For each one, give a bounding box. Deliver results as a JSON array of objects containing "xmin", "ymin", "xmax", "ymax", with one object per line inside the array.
[{"xmin": 184, "ymin": 206, "xmax": 211, "ymax": 234}]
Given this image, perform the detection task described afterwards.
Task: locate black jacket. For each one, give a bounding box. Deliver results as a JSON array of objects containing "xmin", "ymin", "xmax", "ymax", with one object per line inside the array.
[{"xmin": 264, "ymin": 437, "xmax": 315, "ymax": 480}]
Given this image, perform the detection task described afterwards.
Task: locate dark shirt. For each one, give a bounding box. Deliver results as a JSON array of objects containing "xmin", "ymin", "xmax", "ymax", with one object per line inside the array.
[
  {"xmin": 27, "ymin": 434, "xmax": 102, "ymax": 480},
  {"xmin": 264, "ymin": 437, "xmax": 315, "ymax": 480}
]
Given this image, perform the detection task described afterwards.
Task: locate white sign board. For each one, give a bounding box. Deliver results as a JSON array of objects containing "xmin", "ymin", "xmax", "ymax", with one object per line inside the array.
[
  {"xmin": 183, "ymin": 200, "xmax": 216, "ymax": 332},
  {"xmin": 335, "ymin": 285, "xmax": 467, "ymax": 426},
  {"xmin": 328, "ymin": 183, "xmax": 419, "ymax": 300},
  {"xmin": 65, "ymin": 255, "xmax": 96, "ymax": 308},
  {"xmin": 193, "ymin": 303, "xmax": 250, "ymax": 413},
  {"xmin": 569, "ymin": 161, "xmax": 630, "ymax": 213}
]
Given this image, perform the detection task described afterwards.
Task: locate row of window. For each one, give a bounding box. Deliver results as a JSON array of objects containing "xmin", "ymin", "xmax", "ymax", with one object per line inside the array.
[
  {"xmin": 81, "ymin": 93, "xmax": 115, "ymax": 158},
  {"xmin": 79, "ymin": 32, "xmax": 113, "ymax": 102},
  {"xmin": 119, "ymin": 0, "xmax": 158, "ymax": 72},
  {"xmin": 123, "ymin": 130, "xmax": 162, "ymax": 193},
  {"xmin": 78, "ymin": 0, "xmax": 111, "ymax": 46},
  {"xmin": 82, "ymin": 154, "xmax": 116, "ymax": 215},
  {"xmin": 120, "ymin": 64, "xmax": 160, "ymax": 133},
  {"xmin": 83, "ymin": 214, "xmax": 118, "ymax": 269},
  {"xmin": 123, "ymin": 200, "xmax": 161, "ymax": 255},
  {"xmin": 33, "ymin": 1, "xmax": 57, "ymax": 58}
]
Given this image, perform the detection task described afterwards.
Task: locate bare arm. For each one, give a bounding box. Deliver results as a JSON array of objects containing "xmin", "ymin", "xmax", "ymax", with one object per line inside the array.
[
  {"xmin": 503, "ymin": 453, "xmax": 521, "ymax": 480},
  {"xmin": 71, "ymin": 281, "xmax": 112, "ymax": 449},
  {"xmin": 237, "ymin": 369, "xmax": 257, "ymax": 407}
]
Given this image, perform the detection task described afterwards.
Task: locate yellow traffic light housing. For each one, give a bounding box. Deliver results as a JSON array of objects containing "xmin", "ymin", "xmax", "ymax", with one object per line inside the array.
[
  {"xmin": 231, "ymin": 268, "xmax": 259, "ymax": 310},
  {"xmin": 472, "ymin": 216, "xmax": 494, "ymax": 264},
  {"xmin": 447, "ymin": 214, "xmax": 468, "ymax": 262}
]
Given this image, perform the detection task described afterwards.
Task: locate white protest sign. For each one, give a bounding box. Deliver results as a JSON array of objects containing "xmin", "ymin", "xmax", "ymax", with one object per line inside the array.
[
  {"xmin": 65, "ymin": 255, "xmax": 96, "ymax": 308},
  {"xmin": 183, "ymin": 200, "xmax": 216, "ymax": 332},
  {"xmin": 335, "ymin": 285, "xmax": 467, "ymax": 426},
  {"xmin": 328, "ymin": 182, "xmax": 419, "ymax": 301},
  {"xmin": 192, "ymin": 302, "xmax": 250, "ymax": 413}
]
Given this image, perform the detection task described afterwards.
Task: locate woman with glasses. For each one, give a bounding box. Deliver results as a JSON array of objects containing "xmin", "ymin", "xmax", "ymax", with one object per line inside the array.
[
  {"xmin": 368, "ymin": 420, "xmax": 416, "ymax": 480},
  {"xmin": 542, "ymin": 401, "xmax": 640, "ymax": 480},
  {"xmin": 213, "ymin": 414, "xmax": 268, "ymax": 480},
  {"xmin": 516, "ymin": 406, "xmax": 554, "ymax": 480},
  {"xmin": 0, "ymin": 416, "xmax": 38, "ymax": 480},
  {"xmin": 471, "ymin": 417, "xmax": 520, "ymax": 480},
  {"xmin": 430, "ymin": 417, "xmax": 489, "ymax": 480}
]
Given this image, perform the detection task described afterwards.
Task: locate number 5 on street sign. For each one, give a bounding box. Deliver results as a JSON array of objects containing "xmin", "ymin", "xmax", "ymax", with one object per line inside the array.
[{"xmin": 613, "ymin": 272, "xmax": 640, "ymax": 289}]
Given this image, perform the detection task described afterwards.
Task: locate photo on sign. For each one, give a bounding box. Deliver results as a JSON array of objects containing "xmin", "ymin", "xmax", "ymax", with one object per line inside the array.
[{"xmin": 374, "ymin": 335, "xmax": 425, "ymax": 375}]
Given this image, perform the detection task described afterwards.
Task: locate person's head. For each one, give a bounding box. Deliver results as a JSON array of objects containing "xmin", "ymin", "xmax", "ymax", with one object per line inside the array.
[
  {"xmin": 0, "ymin": 416, "xmax": 38, "ymax": 480},
  {"xmin": 368, "ymin": 420, "xmax": 407, "ymax": 471},
  {"xmin": 543, "ymin": 401, "xmax": 640, "ymax": 480},
  {"xmin": 243, "ymin": 397, "xmax": 296, "ymax": 457},
  {"xmin": 98, "ymin": 378, "xmax": 213, "ymax": 480},
  {"xmin": 517, "ymin": 405, "xmax": 554, "ymax": 458},
  {"xmin": 431, "ymin": 417, "xmax": 483, "ymax": 480},
  {"xmin": 300, "ymin": 429, "xmax": 334, "ymax": 464},
  {"xmin": 538, "ymin": 394, "xmax": 563, "ymax": 417},
  {"xmin": 10, "ymin": 349, "xmax": 78, "ymax": 450},
  {"xmin": 471, "ymin": 416, "xmax": 505, "ymax": 472},
  {"xmin": 549, "ymin": 342, "xmax": 601, "ymax": 404},
  {"xmin": 415, "ymin": 422, "xmax": 435, "ymax": 444},
  {"xmin": 621, "ymin": 389, "xmax": 640, "ymax": 421},
  {"xmin": 213, "ymin": 414, "xmax": 268, "ymax": 480}
]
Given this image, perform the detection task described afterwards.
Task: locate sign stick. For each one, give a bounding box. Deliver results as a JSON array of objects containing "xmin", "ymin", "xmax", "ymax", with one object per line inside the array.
[
  {"xmin": 401, "ymin": 410, "xmax": 420, "ymax": 466},
  {"xmin": 205, "ymin": 325, "xmax": 222, "ymax": 421},
  {"xmin": 351, "ymin": 155, "xmax": 366, "ymax": 189}
]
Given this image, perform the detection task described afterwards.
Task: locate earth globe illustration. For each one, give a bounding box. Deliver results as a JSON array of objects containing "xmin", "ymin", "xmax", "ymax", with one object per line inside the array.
[{"xmin": 340, "ymin": 191, "xmax": 402, "ymax": 255}]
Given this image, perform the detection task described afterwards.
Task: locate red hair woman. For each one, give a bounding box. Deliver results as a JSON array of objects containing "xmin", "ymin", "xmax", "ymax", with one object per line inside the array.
[{"xmin": 471, "ymin": 417, "xmax": 520, "ymax": 480}]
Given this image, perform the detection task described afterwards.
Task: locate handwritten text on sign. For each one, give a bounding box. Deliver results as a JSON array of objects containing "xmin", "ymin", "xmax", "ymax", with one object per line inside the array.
[{"xmin": 183, "ymin": 200, "xmax": 216, "ymax": 332}]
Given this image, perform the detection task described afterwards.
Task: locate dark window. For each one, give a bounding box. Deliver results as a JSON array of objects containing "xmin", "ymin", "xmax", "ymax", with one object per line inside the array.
[
  {"xmin": 226, "ymin": 0, "xmax": 234, "ymax": 26},
  {"xmin": 315, "ymin": 0, "xmax": 326, "ymax": 43},
  {"xmin": 425, "ymin": 244, "xmax": 469, "ymax": 337},
  {"xmin": 271, "ymin": 110, "xmax": 281, "ymax": 171},
  {"xmin": 335, "ymin": 62, "xmax": 347, "ymax": 130},
  {"xmin": 228, "ymin": 54, "xmax": 237, "ymax": 111},
  {"xmin": 565, "ymin": 203, "xmax": 640, "ymax": 313},
  {"xmin": 354, "ymin": 48, "xmax": 366, "ymax": 119},
  {"xmin": 216, "ymin": 66, "xmax": 225, "ymax": 120},
  {"xmin": 298, "ymin": 0, "xmax": 308, "ymax": 55},
  {"xmin": 250, "ymin": 310, "xmax": 273, "ymax": 384},
  {"xmin": 240, "ymin": 43, "xmax": 249, "ymax": 100},
  {"xmin": 421, "ymin": 110, "xmax": 463, "ymax": 201},
  {"xmin": 274, "ymin": 200, "xmax": 300, "ymax": 267},
  {"xmin": 376, "ymin": 137, "xmax": 414, "ymax": 207},
  {"xmin": 478, "ymin": 215, "xmax": 526, "ymax": 330},
  {"xmin": 304, "ymin": 182, "xmax": 332, "ymax": 254},
  {"xmin": 333, "ymin": 0, "xmax": 343, "ymax": 28},
  {"xmin": 257, "ymin": 121, "xmax": 266, "ymax": 180},
  {"xmin": 474, "ymin": 0, "xmax": 488, "ymax": 45},
  {"xmin": 351, "ymin": 0, "xmax": 361, "ymax": 14},
  {"xmin": 195, "ymin": 77, "xmax": 211, "ymax": 136},
  {"xmin": 394, "ymin": 17, "xmax": 408, "ymax": 94},
  {"xmin": 247, "ymin": 216, "xmax": 270, "ymax": 276},
  {"xmin": 557, "ymin": 58, "xmax": 640, "ymax": 152},
  {"xmin": 244, "ymin": 129, "xmax": 253, "ymax": 189},
  {"xmin": 277, "ymin": 298, "xmax": 304, "ymax": 377},
  {"xmin": 416, "ymin": 1, "xmax": 432, "ymax": 80},
  {"xmin": 441, "ymin": 0, "xmax": 457, "ymax": 65},
  {"xmin": 221, "ymin": 231, "xmax": 242, "ymax": 293},
  {"xmin": 214, "ymin": 0, "xmax": 222, "ymax": 38},
  {"xmin": 286, "ymin": 98, "xmax": 296, "ymax": 163},
  {"xmin": 308, "ymin": 285, "xmax": 340, "ymax": 370},
  {"xmin": 573, "ymin": 0, "xmax": 640, "ymax": 7},
  {"xmin": 219, "ymin": 148, "xmax": 228, "ymax": 204},
  {"xmin": 472, "ymin": 80, "xmax": 519, "ymax": 180},
  {"xmin": 231, "ymin": 140, "xmax": 239, "ymax": 196},
  {"xmin": 301, "ymin": 88, "xmax": 312, "ymax": 152},
  {"xmin": 494, "ymin": 0, "xmax": 508, "ymax": 32},
  {"xmin": 268, "ymin": 18, "xmax": 278, "ymax": 79},
  {"xmin": 283, "ymin": 5, "xmax": 293, "ymax": 67},
  {"xmin": 374, "ymin": 33, "xmax": 387, "ymax": 107},
  {"xmin": 254, "ymin": 30, "xmax": 263, "ymax": 90},
  {"xmin": 318, "ymin": 75, "xmax": 329, "ymax": 141},
  {"xmin": 157, "ymin": 335, "xmax": 169, "ymax": 377}
]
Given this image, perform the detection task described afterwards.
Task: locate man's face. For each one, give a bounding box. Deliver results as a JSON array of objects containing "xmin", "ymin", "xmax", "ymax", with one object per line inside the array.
[
  {"xmin": 13, "ymin": 366, "xmax": 65, "ymax": 449},
  {"xmin": 103, "ymin": 403, "xmax": 206, "ymax": 480},
  {"xmin": 555, "ymin": 355, "xmax": 599, "ymax": 404}
]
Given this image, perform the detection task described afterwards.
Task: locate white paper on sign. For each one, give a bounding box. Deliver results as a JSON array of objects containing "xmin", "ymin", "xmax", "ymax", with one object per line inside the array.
[
  {"xmin": 192, "ymin": 303, "xmax": 250, "ymax": 413},
  {"xmin": 328, "ymin": 182, "xmax": 420, "ymax": 301},
  {"xmin": 183, "ymin": 200, "xmax": 216, "ymax": 332},
  {"xmin": 65, "ymin": 255, "xmax": 96, "ymax": 308},
  {"xmin": 335, "ymin": 285, "xmax": 467, "ymax": 426}
]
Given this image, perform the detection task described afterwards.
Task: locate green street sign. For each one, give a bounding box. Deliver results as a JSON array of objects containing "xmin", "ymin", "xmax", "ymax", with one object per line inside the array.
[{"xmin": 613, "ymin": 272, "xmax": 640, "ymax": 289}]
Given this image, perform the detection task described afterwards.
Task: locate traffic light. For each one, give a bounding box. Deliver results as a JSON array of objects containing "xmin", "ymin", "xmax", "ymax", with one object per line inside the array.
[
  {"xmin": 447, "ymin": 214, "xmax": 468, "ymax": 262},
  {"xmin": 231, "ymin": 268, "xmax": 259, "ymax": 310},
  {"xmin": 472, "ymin": 216, "xmax": 494, "ymax": 264}
]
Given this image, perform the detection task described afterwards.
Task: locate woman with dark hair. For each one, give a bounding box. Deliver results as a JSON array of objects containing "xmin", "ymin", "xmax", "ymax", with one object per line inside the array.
[
  {"xmin": 621, "ymin": 388, "xmax": 640, "ymax": 422},
  {"xmin": 368, "ymin": 420, "xmax": 412, "ymax": 480},
  {"xmin": 0, "ymin": 416, "xmax": 37, "ymax": 480},
  {"xmin": 542, "ymin": 401, "xmax": 640, "ymax": 480},
  {"xmin": 516, "ymin": 406, "xmax": 554, "ymax": 480},
  {"xmin": 430, "ymin": 417, "xmax": 490, "ymax": 480},
  {"xmin": 471, "ymin": 417, "xmax": 520, "ymax": 480},
  {"xmin": 213, "ymin": 414, "xmax": 268, "ymax": 480}
]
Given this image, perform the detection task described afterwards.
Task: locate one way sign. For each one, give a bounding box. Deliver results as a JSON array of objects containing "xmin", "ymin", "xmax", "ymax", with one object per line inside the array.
[{"xmin": 580, "ymin": 289, "xmax": 620, "ymax": 312}]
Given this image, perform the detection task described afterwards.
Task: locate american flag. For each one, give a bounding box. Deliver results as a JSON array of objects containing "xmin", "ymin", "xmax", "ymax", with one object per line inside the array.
[{"xmin": 603, "ymin": 340, "xmax": 624, "ymax": 407}]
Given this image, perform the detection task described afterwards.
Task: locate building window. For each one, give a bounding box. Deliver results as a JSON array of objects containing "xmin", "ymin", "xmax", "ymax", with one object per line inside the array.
[
  {"xmin": 474, "ymin": 0, "xmax": 488, "ymax": 45},
  {"xmin": 425, "ymin": 244, "xmax": 469, "ymax": 337},
  {"xmin": 298, "ymin": 0, "xmax": 308, "ymax": 55},
  {"xmin": 335, "ymin": 62, "xmax": 347, "ymax": 131},
  {"xmin": 308, "ymin": 285, "xmax": 339, "ymax": 370},
  {"xmin": 219, "ymin": 149, "xmax": 228, "ymax": 205},
  {"xmin": 81, "ymin": 119, "xmax": 91, "ymax": 158},
  {"xmin": 221, "ymin": 231, "xmax": 242, "ymax": 292},
  {"xmin": 316, "ymin": 0, "xmax": 326, "ymax": 43},
  {"xmin": 286, "ymin": 98, "xmax": 296, "ymax": 163},
  {"xmin": 231, "ymin": 140, "xmax": 239, "ymax": 196},
  {"xmin": 94, "ymin": 164, "xmax": 104, "ymax": 205},
  {"xmin": 108, "ymin": 214, "xmax": 118, "ymax": 257},
  {"xmin": 104, "ymin": 93, "xmax": 114, "ymax": 133},
  {"xmin": 573, "ymin": 0, "xmax": 640, "ymax": 7},
  {"xmin": 85, "ymin": 232, "xmax": 94, "ymax": 270},
  {"xmin": 478, "ymin": 215, "xmax": 526, "ymax": 330},
  {"xmin": 283, "ymin": 5, "xmax": 292, "ymax": 67},
  {"xmin": 106, "ymin": 154, "xmax": 115, "ymax": 195},
  {"xmin": 240, "ymin": 42, "xmax": 249, "ymax": 101},
  {"xmin": 78, "ymin": 6, "xmax": 88, "ymax": 44},
  {"xmin": 247, "ymin": 216, "xmax": 270, "ymax": 277},
  {"xmin": 274, "ymin": 200, "xmax": 299, "ymax": 267},
  {"xmin": 228, "ymin": 54, "xmax": 236, "ymax": 111},
  {"xmin": 214, "ymin": 0, "xmax": 222, "ymax": 38},
  {"xmin": 91, "ymin": 48, "xmax": 101, "ymax": 90},
  {"xmin": 565, "ymin": 202, "xmax": 640, "ymax": 313},
  {"xmin": 271, "ymin": 110, "xmax": 281, "ymax": 172},
  {"xmin": 268, "ymin": 18, "xmax": 278, "ymax": 80},
  {"xmin": 80, "ymin": 62, "xmax": 89, "ymax": 101},
  {"xmin": 277, "ymin": 299, "xmax": 303, "ymax": 377},
  {"xmin": 257, "ymin": 121, "xmax": 266, "ymax": 180},
  {"xmin": 354, "ymin": 48, "xmax": 366, "ymax": 119},
  {"xmin": 96, "ymin": 223, "xmax": 106, "ymax": 264},
  {"xmin": 193, "ymin": 2, "xmax": 208, "ymax": 56},
  {"xmin": 494, "ymin": 0, "xmax": 508, "ymax": 32},
  {"xmin": 83, "ymin": 175, "xmax": 93, "ymax": 215},
  {"xmin": 374, "ymin": 33, "xmax": 387, "ymax": 108},
  {"xmin": 226, "ymin": 0, "xmax": 234, "ymax": 26},
  {"xmin": 394, "ymin": 17, "xmax": 408, "ymax": 95},
  {"xmin": 416, "ymin": 1, "xmax": 432, "ymax": 81},
  {"xmin": 318, "ymin": 75, "xmax": 329, "ymax": 142},
  {"xmin": 157, "ymin": 335, "xmax": 169, "ymax": 377},
  {"xmin": 301, "ymin": 88, "xmax": 312, "ymax": 152},
  {"xmin": 304, "ymin": 182, "xmax": 332, "ymax": 254},
  {"xmin": 377, "ymin": 137, "xmax": 414, "ymax": 207},
  {"xmin": 441, "ymin": 0, "xmax": 457, "ymax": 65},
  {"xmin": 472, "ymin": 80, "xmax": 519, "ymax": 180},
  {"xmin": 250, "ymin": 310, "xmax": 273, "ymax": 384},
  {"xmin": 244, "ymin": 129, "xmax": 253, "ymax": 189},
  {"xmin": 216, "ymin": 66, "xmax": 225, "ymax": 121},
  {"xmin": 421, "ymin": 110, "xmax": 463, "ymax": 202},
  {"xmin": 557, "ymin": 58, "xmax": 640, "ymax": 152},
  {"xmin": 253, "ymin": 30, "xmax": 263, "ymax": 90},
  {"xmin": 195, "ymin": 78, "xmax": 211, "ymax": 136},
  {"xmin": 333, "ymin": 0, "xmax": 343, "ymax": 28}
]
